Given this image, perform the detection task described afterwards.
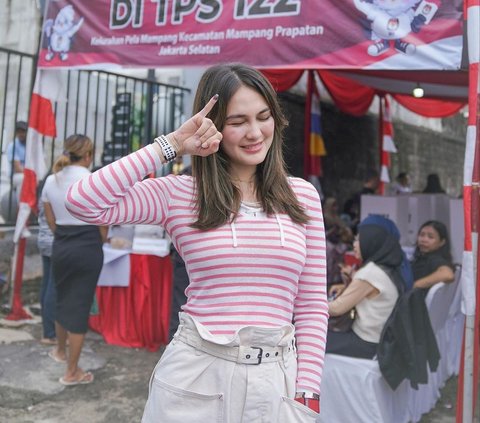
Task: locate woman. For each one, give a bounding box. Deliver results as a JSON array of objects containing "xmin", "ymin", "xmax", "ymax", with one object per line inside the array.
[
  {"xmin": 411, "ymin": 220, "xmax": 455, "ymax": 289},
  {"xmin": 327, "ymin": 217, "xmax": 404, "ymax": 359},
  {"xmin": 66, "ymin": 64, "xmax": 327, "ymax": 421},
  {"xmin": 42, "ymin": 134, "xmax": 106, "ymax": 386},
  {"xmin": 423, "ymin": 173, "xmax": 445, "ymax": 193}
]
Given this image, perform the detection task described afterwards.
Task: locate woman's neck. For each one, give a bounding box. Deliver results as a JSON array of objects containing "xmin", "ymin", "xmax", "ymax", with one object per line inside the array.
[{"xmin": 229, "ymin": 168, "xmax": 258, "ymax": 203}]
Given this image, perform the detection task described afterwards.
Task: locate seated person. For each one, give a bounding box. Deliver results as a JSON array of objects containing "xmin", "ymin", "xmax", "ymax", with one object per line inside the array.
[
  {"xmin": 323, "ymin": 197, "xmax": 353, "ymax": 287},
  {"xmin": 361, "ymin": 214, "xmax": 414, "ymax": 291},
  {"xmin": 389, "ymin": 172, "xmax": 412, "ymax": 195},
  {"xmin": 342, "ymin": 169, "xmax": 380, "ymax": 233},
  {"xmin": 326, "ymin": 216, "xmax": 404, "ymax": 359},
  {"xmin": 411, "ymin": 220, "xmax": 455, "ymax": 290},
  {"xmin": 7, "ymin": 121, "xmax": 27, "ymax": 201}
]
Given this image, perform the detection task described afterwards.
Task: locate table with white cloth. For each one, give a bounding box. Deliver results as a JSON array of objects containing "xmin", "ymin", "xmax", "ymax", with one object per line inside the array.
[
  {"xmin": 319, "ymin": 269, "xmax": 464, "ymax": 423},
  {"xmin": 89, "ymin": 244, "xmax": 173, "ymax": 351}
]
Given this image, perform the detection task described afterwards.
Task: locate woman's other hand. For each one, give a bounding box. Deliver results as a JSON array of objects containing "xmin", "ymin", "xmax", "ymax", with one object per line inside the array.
[
  {"xmin": 328, "ymin": 284, "xmax": 345, "ymax": 300},
  {"xmin": 339, "ymin": 263, "xmax": 354, "ymax": 284}
]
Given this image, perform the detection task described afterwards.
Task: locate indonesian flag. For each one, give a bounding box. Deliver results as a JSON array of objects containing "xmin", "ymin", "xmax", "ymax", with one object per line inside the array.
[
  {"xmin": 380, "ymin": 96, "xmax": 397, "ymax": 194},
  {"xmin": 14, "ymin": 70, "xmax": 60, "ymax": 242}
]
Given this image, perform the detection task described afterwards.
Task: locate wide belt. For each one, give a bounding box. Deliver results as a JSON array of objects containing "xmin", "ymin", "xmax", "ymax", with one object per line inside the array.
[{"xmin": 175, "ymin": 329, "xmax": 294, "ymax": 365}]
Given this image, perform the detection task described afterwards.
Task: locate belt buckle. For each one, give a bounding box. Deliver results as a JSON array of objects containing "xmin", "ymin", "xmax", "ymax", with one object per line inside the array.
[{"xmin": 251, "ymin": 346, "xmax": 263, "ymax": 364}]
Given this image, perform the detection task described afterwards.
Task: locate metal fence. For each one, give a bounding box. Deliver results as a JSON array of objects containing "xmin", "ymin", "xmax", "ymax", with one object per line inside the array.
[
  {"xmin": 0, "ymin": 47, "xmax": 190, "ymax": 225},
  {"xmin": 0, "ymin": 47, "xmax": 36, "ymax": 225}
]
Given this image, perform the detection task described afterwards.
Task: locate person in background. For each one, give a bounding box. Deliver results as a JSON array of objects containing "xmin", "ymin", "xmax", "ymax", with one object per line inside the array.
[
  {"xmin": 327, "ymin": 216, "xmax": 404, "ymax": 359},
  {"xmin": 37, "ymin": 194, "xmax": 57, "ymax": 345},
  {"xmin": 342, "ymin": 168, "xmax": 380, "ymax": 233},
  {"xmin": 357, "ymin": 214, "xmax": 414, "ymax": 291},
  {"xmin": 66, "ymin": 63, "xmax": 327, "ymax": 421},
  {"xmin": 7, "ymin": 121, "xmax": 27, "ymax": 201},
  {"xmin": 390, "ymin": 172, "xmax": 412, "ymax": 195},
  {"xmin": 323, "ymin": 197, "xmax": 353, "ymax": 288},
  {"xmin": 423, "ymin": 173, "xmax": 445, "ymax": 194},
  {"xmin": 42, "ymin": 134, "xmax": 107, "ymax": 386},
  {"xmin": 411, "ymin": 220, "xmax": 455, "ymax": 290}
]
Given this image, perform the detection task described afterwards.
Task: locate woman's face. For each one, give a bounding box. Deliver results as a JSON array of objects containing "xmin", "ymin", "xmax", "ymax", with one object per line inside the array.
[
  {"xmin": 221, "ymin": 85, "xmax": 274, "ymax": 176},
  {"xmin": 417, "ymin": 225, "xmax": 445, "ymax": 254},
  {"xmin": 353, "ymin": 235, "xmax": 362, "ymax": 260}
]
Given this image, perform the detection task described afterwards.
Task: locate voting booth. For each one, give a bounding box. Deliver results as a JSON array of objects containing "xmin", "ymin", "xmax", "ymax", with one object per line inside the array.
[{"xmin": 361, "ymin": 194, "xmax": 464, "ymax": 264}]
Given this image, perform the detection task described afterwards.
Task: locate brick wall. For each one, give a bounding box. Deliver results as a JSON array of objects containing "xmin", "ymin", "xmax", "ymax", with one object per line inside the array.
[{"xmin": 279, "ymin": 92, "xmax": 466, "ymax": 211}]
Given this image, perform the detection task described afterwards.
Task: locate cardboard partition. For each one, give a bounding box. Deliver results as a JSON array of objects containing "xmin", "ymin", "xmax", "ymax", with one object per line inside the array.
[{"xmin": 360, "ymin": 195, "xmax": 409, "ymax": 244}]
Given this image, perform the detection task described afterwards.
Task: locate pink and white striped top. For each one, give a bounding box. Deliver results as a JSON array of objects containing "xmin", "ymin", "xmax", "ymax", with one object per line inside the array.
[{"xmin": 66, "ymin": 144, "xmax": 328, "ymax": 394}]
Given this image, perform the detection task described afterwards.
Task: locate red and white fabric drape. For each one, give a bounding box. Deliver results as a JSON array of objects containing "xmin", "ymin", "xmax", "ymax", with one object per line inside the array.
[
  {"xmin": 7, "ymin": 70, "xmax": 59, "ymax": 321},
  {"xmin": 14, "ymin": 70, "xmax": 59, "ymax": 241}
]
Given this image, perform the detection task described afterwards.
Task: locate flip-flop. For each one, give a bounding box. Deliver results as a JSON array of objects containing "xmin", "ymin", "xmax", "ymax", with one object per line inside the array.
[
  {"xmin": 48, "ymin": 350, "xmax": 66, "ymax": 363},
  {"xmin": 59, "ymin": 372, "xmax": 94, "ymax": 386},
  {"xmin": 40, "ymin": 338, "xmax": 58, "ymax": 346}
]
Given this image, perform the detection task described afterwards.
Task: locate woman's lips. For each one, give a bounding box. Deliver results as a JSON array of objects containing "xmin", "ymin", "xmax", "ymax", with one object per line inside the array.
[{"xmin": 241, "ymin": 142, "xmax": 263, "ymax": 153}]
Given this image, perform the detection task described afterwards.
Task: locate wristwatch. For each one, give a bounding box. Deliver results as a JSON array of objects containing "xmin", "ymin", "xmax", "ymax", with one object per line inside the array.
[{"xmin": 294, "ymin": 392, "xmax": 320, "ymax": 413}]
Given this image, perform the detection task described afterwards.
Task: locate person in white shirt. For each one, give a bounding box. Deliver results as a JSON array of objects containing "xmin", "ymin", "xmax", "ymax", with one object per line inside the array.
[
  {"xmin": 42, "ymin": 134, "xmax": 107, "ymax": 386},
  {"xmin": 390, "ymin": 172, "xmax": 412, "ymax": 195},
  {"xmin": 327, "ymin": 216, "xmax": 404, "ymax": 358}
]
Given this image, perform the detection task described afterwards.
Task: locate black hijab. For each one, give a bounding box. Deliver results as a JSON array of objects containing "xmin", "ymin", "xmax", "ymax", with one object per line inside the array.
[{"xmin": 358, "ymin": 224, "xmax": 406, "ymax": 294}]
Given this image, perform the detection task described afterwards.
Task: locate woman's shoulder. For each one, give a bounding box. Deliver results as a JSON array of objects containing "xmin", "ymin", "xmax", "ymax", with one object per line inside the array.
[
  {"xmin": 356, "ymin": 261, "xmax": 389, "ymax": 280},
  {"xmin": 288, "ymin": 176, "xmax": 320, "ymax": 198}
]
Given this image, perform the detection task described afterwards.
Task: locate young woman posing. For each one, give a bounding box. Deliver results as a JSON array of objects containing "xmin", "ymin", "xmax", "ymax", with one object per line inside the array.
[{"xmin": 66, "ymin": 64, "xmax": 328, "ymax": 422}]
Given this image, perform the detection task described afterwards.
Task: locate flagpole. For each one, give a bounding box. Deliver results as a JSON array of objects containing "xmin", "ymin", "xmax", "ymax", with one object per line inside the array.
[{"xmin": 6, "ymin": 236, "xmax": 32, "ymax": 321}]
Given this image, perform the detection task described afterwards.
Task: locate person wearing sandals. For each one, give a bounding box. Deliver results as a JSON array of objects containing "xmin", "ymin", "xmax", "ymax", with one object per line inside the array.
[
  {"xmin": 37, "ymin": 197, "xmax": 57, "ymax": 346},
  {"xmin": 66, "ymin": 63, "xmax": 328, "ymax": 422},
  {"xmin": 42, "ymin": 134, "xmax": 107, "ymax": 386}
]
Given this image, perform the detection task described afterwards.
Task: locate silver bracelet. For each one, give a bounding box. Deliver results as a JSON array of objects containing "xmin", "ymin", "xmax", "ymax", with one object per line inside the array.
[{"xmin": 154, "ymin": 135, "xmax": 177, "ymax": 163}]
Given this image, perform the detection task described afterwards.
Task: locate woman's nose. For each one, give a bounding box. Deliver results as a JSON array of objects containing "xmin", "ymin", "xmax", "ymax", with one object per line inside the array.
[{"xmin": 246, "ymin": 122, "xmax": 262, "ymax": 139}]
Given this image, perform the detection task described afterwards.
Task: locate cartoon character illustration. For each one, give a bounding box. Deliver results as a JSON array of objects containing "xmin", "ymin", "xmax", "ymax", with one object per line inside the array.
[
  {"xmin": 353, "ymin": 0, "xmax": 441, "ymax": 56},
  {"xmin": 44, "ymin": 5, "xmax": 84, "ymax": 61}
]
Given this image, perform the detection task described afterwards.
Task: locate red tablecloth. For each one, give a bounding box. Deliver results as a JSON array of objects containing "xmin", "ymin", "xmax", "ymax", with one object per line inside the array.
[{"xmin": 89, "ymin": 254, "xmax": 172, "ymax": 351}]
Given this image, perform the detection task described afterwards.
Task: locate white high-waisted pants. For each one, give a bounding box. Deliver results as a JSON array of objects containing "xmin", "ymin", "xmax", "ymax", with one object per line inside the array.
[{"xmin": 142, "ymin": 313, "xmax": 319, "ymax": 423}]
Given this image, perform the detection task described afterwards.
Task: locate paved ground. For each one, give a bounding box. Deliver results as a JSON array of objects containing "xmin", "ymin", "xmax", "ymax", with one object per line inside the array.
[{"xmin": 0, "ymin": 278, "xmax": 474, "ymax": 423}]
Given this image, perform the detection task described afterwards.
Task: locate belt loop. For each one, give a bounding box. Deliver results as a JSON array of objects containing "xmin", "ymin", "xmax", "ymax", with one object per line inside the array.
[{"xmin": 283, "ymin": 341, "xmax": 293, "ymax": 367}]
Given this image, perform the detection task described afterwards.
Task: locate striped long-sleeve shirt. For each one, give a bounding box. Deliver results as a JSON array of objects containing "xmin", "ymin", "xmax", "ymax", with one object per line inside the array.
[{"xmin": 66, "ymin": 144, "xmax": 328, "ymax": 394}]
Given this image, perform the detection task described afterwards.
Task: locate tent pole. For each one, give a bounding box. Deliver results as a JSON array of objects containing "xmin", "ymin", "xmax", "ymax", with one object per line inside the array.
[{"xmin": 460, "ymin": 2, "xmax": 480, "ymax": 421}]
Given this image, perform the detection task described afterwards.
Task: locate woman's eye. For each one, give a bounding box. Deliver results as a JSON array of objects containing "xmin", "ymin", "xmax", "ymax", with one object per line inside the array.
[{"xmin": 258, "ymin": 113, "xmax": 271, "ymax": 121}]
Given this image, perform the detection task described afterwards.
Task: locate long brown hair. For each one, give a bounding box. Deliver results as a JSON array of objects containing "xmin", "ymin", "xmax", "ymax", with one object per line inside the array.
[
  {"xmin": 191, "ymin": 63, "xmax": 309, "ymax": 230},
  {"xmin": 52, "ymin": 134, "xmax": 93, "ymax": 173}
]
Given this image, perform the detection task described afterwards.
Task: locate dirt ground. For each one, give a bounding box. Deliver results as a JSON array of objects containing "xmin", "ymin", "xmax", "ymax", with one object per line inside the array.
[{"xmin": 0, "ymin": 278, "xmax": 474, "ymax": 423}]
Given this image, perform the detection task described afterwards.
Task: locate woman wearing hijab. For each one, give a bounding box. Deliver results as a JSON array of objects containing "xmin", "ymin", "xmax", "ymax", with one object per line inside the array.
[{"xmin": 326, "ymin": 217, "xmax": 405, "ymax": 358}]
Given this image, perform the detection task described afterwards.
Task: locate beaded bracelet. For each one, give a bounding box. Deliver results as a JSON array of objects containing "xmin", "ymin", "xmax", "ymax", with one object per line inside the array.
[{"xmin": 154, "ymin": 135, "xmax": 177, "ymax": 163}]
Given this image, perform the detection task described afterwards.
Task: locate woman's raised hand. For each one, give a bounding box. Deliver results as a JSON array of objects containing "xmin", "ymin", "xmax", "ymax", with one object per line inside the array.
[{"xmin": 167, "ymin": 95, "xmax": 222, "ymax": 157}]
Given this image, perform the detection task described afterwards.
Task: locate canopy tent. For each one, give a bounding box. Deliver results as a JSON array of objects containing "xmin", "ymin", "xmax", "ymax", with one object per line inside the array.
[
  {"xmin": 8, "ymin": 0, "xmax": 480, "ymax": 421},
  {"xmin": 262, "ymin": 69, "xmax": 468, "ymax": 114}
]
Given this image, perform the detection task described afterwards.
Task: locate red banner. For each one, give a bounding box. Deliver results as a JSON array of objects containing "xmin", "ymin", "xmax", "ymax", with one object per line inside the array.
[{"xmin": 39, "ymin": 0, "xmax": 464, "ymax": 70}]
